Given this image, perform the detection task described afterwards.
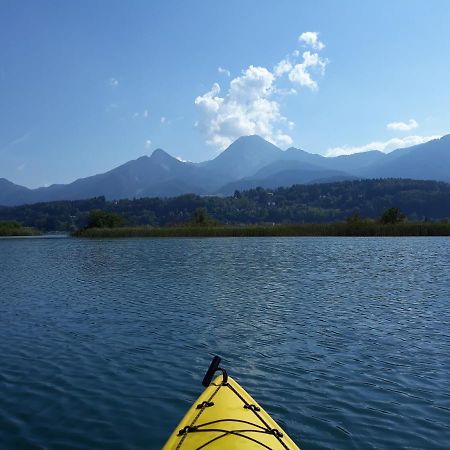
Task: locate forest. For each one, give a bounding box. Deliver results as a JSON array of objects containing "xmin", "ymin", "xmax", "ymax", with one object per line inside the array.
[{"xmin": 0, "ymin": 179, "xmax": 449, "ymax": 232}]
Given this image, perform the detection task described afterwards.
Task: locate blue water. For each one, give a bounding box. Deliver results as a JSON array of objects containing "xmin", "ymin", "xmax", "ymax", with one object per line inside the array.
[{"xmin": 0, "ymin": 237, "xmax": 449, "ymax": 449}]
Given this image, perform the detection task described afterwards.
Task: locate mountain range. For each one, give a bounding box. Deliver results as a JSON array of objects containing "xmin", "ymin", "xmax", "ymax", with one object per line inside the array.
[{"xmin": 1, "ymin": 134, "xmax": 449, "ymax": 206}]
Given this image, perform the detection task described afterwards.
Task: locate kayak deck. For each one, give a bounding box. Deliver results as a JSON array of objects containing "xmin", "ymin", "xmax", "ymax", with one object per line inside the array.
[{"xmin": 163, "ymin": 374, "xmax": 300, "ymax": 449}]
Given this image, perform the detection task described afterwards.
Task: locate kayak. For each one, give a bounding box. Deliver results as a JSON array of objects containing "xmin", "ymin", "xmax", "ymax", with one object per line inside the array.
[{"xmin": 163, "ymin": 356, "xmax": 300, "ymax": 449}]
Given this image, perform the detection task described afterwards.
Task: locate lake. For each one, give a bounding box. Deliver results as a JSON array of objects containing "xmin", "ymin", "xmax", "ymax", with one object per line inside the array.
[{"xmin": 1, "ymin": 237, "xmax": 449, "ymax": 449}]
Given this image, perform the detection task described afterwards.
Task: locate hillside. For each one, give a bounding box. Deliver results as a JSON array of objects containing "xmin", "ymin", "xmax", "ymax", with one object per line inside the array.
[
  {"xmin": 1, "ymin": 179, "xmax": 449, "ymax": 232},
  {"xmin": 1, "ymin": 134, "xmax": 449, "ymax": 206}
]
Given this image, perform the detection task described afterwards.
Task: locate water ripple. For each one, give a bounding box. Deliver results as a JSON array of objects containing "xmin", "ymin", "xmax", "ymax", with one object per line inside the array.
[{"xmin": 0, "ymin": 237, "xmax": 449, "ymax": 449}]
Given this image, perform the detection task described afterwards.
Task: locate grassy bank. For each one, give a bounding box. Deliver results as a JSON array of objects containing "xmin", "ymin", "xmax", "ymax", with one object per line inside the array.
[
  {"xmin": 73, "ymin": 221, "xmax": 450, "ymax": 238},
  {"xmin": 0, "ymin": 221, "xmax": 41, "ymax": 237}
]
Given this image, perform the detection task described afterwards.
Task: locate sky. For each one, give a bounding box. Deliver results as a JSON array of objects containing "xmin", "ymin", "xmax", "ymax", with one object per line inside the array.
[{"xmin": 1, "ymin": 0, "xmax": 449, "ymax": 188}]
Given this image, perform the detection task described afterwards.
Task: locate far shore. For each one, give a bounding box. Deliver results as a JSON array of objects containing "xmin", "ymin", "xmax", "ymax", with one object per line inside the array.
[
  {"xmin": 72, "ymin": 222, "xmax": 450, "ymax": 238},
  {"xmin": 0, "ymin": 228, "xmax": 41, "ymax": 237}
]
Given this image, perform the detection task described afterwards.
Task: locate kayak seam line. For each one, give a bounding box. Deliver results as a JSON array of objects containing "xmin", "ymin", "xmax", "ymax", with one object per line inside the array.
[
  {"xmin": 226, "ymin": 381, "xmax": 291, "ymax": 450},
  {"xmin": 195, "ymin": 430, "xmax": 274, "ymax": 450},
  {"xmin": 176, "ymin": 383, "xmax": 223, "ymax": 449},
  {"xmin": 194, "ymin": 418, "xmax": 267, "ymax": 431}
]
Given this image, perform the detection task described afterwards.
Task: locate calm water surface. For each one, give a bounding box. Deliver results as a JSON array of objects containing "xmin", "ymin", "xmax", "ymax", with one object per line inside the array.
[{"xmin": 0, "ymin": 237, "xmax": 449, "ymax": 449}]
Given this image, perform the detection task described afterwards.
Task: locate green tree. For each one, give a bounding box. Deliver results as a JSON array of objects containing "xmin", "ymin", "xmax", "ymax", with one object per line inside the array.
[
  {"xmin": 189, "ymin": 208, "xmax": 218, "ymax": 226},
  {"xmin": 86, "ymin": 210, "xmax": 126, "ymax": 228},
  {"xmin": 346, "ymin": 212, "xmax": 362, "ymax": 224},
  {"xmin": 0, "ymin": 220, "xmax": 21, "ymax": 230},
  {"xmin": 379, "ymin": 207, "xmax": 406, "ymax": 224}
]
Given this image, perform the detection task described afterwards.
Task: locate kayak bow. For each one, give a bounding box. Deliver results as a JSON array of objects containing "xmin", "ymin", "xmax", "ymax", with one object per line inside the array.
[{"xmin": 163, "ymin": 356, "xmax": 301, "ymax": 449}]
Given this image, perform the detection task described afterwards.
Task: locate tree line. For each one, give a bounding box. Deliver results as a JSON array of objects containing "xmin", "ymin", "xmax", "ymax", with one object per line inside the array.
[{"xmin": 0, "ymin": 178, "xmax": 449, "ymax": 232}]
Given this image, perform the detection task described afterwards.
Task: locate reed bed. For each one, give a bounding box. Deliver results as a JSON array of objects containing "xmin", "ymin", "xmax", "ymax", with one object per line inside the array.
[{"xmin": 73, "ymin": 222, "xmax": 450, "ymax": 238}]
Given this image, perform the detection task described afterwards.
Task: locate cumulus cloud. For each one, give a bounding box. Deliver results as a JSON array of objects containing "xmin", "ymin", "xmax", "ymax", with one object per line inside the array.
[
  {"xmin": 218, "ymin": 67, "xmax": 231, "ymax": 77},
  {"xmin": 386, "ymin": 119, "xmax": 418, "ymax": 131},
  {"xmin": 195, "ymin": 32, "xmax": 328, "ymax": 150},
  {"xmin": 299, "ymin": 32, "xmax": 325, "ymax": 50},
  {"xmin": 326, "ymin": 135, "xmax": 441, "ymax": 157},
  {"xmin": 288, "ymin": 51, "xmax": 328, "ymax": 90},
  {"xmin": 274, "ymin": 59, "xmax": 293, "ymax": 77},
  {"xmin": 160, "ymin": 116, "xmax": 166, "ymax": 124},
  {"xmin": 195, "ymin": 66, "xmax": 293, "ymax": 149},
  {"xmin": 145, "ymin": 139, "xmax": 152, "ymax": 148}
]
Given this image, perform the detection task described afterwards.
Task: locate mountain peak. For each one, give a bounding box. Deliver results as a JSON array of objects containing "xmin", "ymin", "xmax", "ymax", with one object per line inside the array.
[
  {"xmin": 285, "ymin": 146, "xmax": 308, "ymax": 154},
  {"xmin": 0, "ymin": 178, "xmax": 28, "ymax": 188},
  {"xmin": 204, "ymin": 135, "xmax": 283, "ymax": 179},
  {"xmin": 234, "ymin": 135, "xmax": 270, "ymax": 144},
  {"xmin": 151, "ymin": 148, "xmax": 171, "ymax": 158},
  {"xmin": 1, "ymin": 133, "xmax": 449, "ymax": 207},
  {"xmin": 150, "ymin": 148, "xmax": 178, "ymax": 164},
  {"xmin": 231, "ymin": 135, "xmax": 283, "ymax": 150},
  {"xmin": 220, "ymin": 135, "xmax": 282, "ymax": 156}
]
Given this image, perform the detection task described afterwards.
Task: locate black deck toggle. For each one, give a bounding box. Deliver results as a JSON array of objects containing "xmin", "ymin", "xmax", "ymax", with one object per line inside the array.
[
  {"xmin": 196, "ymin": 401, "xmax": 214, "ymax": 409},
  {"xmin": 270, "ymin": 428, "xmax": 284, "ymax": 438},
  {"xmin": 178, "ymin": 425, "xmax": 198, "ymax": 436},
  {"xmin": 244, "ymin": 404, "xmax": 261, "ymax": 412}
]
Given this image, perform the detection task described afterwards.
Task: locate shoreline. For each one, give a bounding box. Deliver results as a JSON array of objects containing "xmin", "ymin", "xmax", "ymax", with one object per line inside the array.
[
  {"xmin": 0, "ymin": 230, "xmax": 41, "ymax": 237},
  {"xmin": 73, "ymin": 222, "xmax": 450, "ymax": 238}
]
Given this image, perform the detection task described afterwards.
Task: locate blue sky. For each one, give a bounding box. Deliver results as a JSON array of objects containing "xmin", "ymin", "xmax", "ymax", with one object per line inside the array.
[{"xmin": 1, "ymin": 0, "xmax": 449, "ymax": 188}]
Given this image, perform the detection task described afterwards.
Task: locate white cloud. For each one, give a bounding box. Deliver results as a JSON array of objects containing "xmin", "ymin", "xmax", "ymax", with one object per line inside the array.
[
  {"xmin": 299, "ymin": 32, "xmax": 325, "ymax": 50},
  {"xmin": 218, "ymin": 67, "xmax": 231, "ymax": 77},
  {"xmin": 133, "ymin": 109, "xmax": 149, "ymax": 119},
  {"xmin": 109, "ymin": 77, "xmax": 119, "ymax": 88},
  {"xmin": 275, "ymin": 50, "xmax": 328, "ymax": 91},
  {"xmin": 145, "ymin": 139, "xmax": 152, "ymax": 148},
  {"xmin": 274, "ymin": 59, "xmax": 293, "ymax": 77},
  {"xmin": 195, "ymin": 32, "xmax": 328, "ymax": 150},
  {"xmin": 386, "ymin": 119, "xmax": 418, "ymax": 131},
  {"xmin": 160, "ymin": 116, "xmax": 166, "ymax": 124},
  {"xmin": 274, "ymin": 87, "xmax": 297, "ymax": 96},
  {"xmin": 176, "ymin": 156, "xmax": 190, "ymax": 162},
  {"xmin": 195, "ymin": 66, "xmax": 293, "ymax": 149},
  {"xmin": 288, "ymin": 51, "xmax": 328, "ymax": 91},
  {"xmin": 0, "ymin": 132, "xmax": 31, "ymax": 153},
  {"xmin": 326, "ymin": 134, "xmax": 441, "ymax": 157}
]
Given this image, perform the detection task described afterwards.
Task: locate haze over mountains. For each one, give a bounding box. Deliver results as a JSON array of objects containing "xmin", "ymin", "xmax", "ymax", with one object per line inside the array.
[{"xmin": 1, "ymin": 134, "xmax": 449, "ymax": 206}]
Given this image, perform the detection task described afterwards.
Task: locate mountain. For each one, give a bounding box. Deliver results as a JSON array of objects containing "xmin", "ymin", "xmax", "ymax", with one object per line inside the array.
[
  {"xmin": 1, "ymin": 134, "xmax": 449, "ymax": 206},
  {"xmin": 203, "ymin": 135, "xmax": 282, "ymax": 179},
  {"xmin": 0, "ymin": 150, "xmax": 219, "ymax": 206},
  {"xmin": 361, "ymin": 135, "xmax": 450, "ymax": 181},
  {"xmin": 217, "ymin": 160, "xmax": 356, "ymax": 194},
  {"xmin": 325, "ymin": 150, "xmax": 387, "ymax": 172},
  {"xmin": 0, "ymin": 178, "xmax": 31, "ymax": 206},
  {"xmin": 2, "ymin": 179, "xmax": 450, "ymax": 232},
  {"xmin": 280, "ymin": 147, "xmax": 386, "ymax": 172},
  {"xmin": 38, "ymin": 149, "xmax": 211, "ymax": 201}
]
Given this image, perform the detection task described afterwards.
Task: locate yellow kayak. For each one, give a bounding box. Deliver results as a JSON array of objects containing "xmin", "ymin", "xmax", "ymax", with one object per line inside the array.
[{"xmin": 163, "ymin": 356, "xmax": 301, "ymax": 449}]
